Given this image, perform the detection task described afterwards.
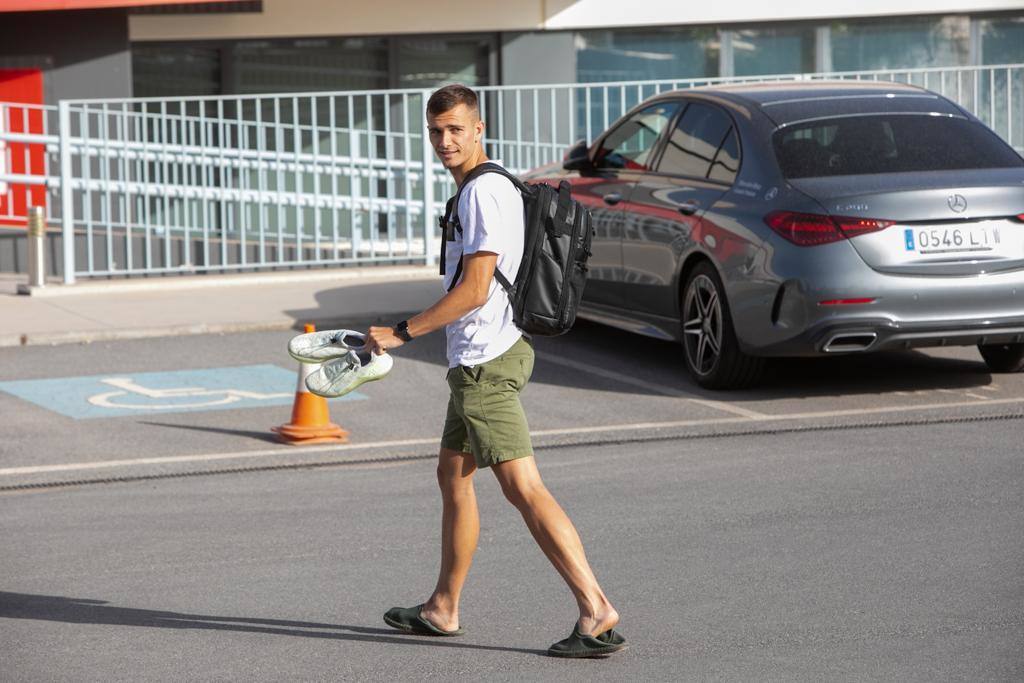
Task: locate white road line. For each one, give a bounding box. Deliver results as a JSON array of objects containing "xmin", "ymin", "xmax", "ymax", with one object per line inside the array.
[
  {"xmin": 3, "ymin": 396, "xmax": 1022, "ymax": 478},
  {"xmin": 533, "ymin": 350, "xmax": 767, "ymax": 419},
  {"xmin": 964, "ymin": 393, "xmax": 989, "ymax": 400},
  {"xmin": 979, "ymin": 386, "xmax": 1000, "ymax": 392},
  {"xmin": 0, "ymin": 438, "xmax": 439, "ymax": 476}
]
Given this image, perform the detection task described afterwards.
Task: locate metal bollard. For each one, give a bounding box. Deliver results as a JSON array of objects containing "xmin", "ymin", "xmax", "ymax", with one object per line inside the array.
[{"xmin": 20, "ymin": 206, "xmax": 46, "ymax": 293}]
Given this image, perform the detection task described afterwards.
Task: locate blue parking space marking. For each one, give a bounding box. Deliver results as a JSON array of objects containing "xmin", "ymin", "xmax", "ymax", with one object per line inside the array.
[{"xmin": 0, "ymin": 364, "xmax": 365, "ymax": 419}]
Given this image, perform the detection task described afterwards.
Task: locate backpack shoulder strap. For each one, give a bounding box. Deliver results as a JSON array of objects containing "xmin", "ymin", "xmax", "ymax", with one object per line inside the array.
[
  {"xmin": 450, "ymin": 162, "xmax": 529, "ymax": 224},
  {"xmin": 445, "ymin": 162, "xmax": 527, "ymax": 294},
  {"xmin": 438, "ymin": 195, "xmax": 457, "ymax": 276}
]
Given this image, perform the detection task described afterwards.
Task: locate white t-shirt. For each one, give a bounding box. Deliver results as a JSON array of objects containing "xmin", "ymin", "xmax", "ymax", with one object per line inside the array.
[{"xmin": 442, "ymin": 163, "xmax": 525, "ymax": 368}]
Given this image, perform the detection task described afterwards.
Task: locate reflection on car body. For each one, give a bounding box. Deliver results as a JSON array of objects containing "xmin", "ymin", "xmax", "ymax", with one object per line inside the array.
[{"xmin": 524, "ymin": 81, "xmax": 1024, "ymax": 389}]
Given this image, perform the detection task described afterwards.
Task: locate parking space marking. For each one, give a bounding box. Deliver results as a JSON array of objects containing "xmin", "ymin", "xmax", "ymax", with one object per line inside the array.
[
  {"xmin": 3, "ymin": 395, "xmax": 1021, "ymax": 479},
  {"xmin": 533, "ymin": 350, "xmax": 768, "ymax": 419},
  {"xmin": 0, "ymin": 365, "xmax": 365, "ymax": 419}
]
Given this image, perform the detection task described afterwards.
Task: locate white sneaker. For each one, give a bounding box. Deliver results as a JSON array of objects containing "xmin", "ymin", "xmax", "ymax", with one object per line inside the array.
[
  {"xmin": 289, "ymin": 329, "xmax": 366, "ymax": 363},
  {"xmin": 305, "ymin": 349, "xmax": 394, "ymax": 398}
]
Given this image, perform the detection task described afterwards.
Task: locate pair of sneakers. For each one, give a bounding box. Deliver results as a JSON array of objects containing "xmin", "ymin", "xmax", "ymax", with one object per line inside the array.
[{"xmin": 288, "ymin": 329, "xmax": 393, "ymax": 398}]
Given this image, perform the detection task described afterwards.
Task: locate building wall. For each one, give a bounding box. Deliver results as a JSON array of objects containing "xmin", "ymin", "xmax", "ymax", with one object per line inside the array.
[
  {"xmin": 129, "ymin": 0, "xmax": 545, "ymax": 41},
  {"xmin": 128, "ymin": 0, "xmax": 1024, "ymax": 41},
  {"xmin": 0, "ymin": 9, "xmax": 132, "ymax": 103},
  {"xmin": 542, "ymin": 0, "xmax": 1024, "ymax": 29}
]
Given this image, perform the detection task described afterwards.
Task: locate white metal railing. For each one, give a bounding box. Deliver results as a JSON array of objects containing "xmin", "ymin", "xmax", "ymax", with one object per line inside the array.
[{"xmin": 1, "ymin": 64, "xmax": 1022, "ymax": 283}]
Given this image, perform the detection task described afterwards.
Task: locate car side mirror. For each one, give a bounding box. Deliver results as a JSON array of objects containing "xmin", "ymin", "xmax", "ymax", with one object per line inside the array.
[{"xmin": 562, "ymin": 139, "xmax": 592, "ymax": 171}]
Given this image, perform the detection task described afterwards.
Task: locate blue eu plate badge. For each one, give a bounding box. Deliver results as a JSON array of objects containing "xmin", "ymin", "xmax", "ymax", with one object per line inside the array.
[{"xmin": 904, "ymin": 228, "xmax": 915, "ymax": 251}]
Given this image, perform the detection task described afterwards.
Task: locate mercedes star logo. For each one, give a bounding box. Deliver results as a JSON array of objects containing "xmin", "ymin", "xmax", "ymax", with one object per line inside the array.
[{"xmin": 947, "ymin": 194, "xmax": 968, "ymax": 213}]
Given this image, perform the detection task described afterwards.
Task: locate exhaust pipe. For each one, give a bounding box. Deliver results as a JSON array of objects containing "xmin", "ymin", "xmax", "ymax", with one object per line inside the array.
[{"xmin": 823, "ymin": 332, "xmax": 877, "ymax": 353}]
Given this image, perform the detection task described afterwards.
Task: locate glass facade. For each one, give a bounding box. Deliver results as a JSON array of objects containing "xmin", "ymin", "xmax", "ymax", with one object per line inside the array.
[
  {"xmin": 980, "ymin": 17, "xmax": 1024, "ymax": 65},
  {"xmin": 396, "ymin": 37, "xmax": 491, "ymax": 88},
  {"xmin": 830, "ymin": 16, "xmax": 971, "ymax": 71},
  {"xmin": 732, "ymin": 26, "xmax": 815, "ymax": 76},
  {"xmin": 234, "ymin": 38, "xmax": 388, "ymax": 94},
  {"xmin": 131, "ymin": 34, "xmax": 492, "ymax": 97},
  {"xmin": 576, "ymin": 28, "xmax": 719, "ymax": 83},
  {"xmin": 131, "ymin": 12, "xmax": 1024, "ymax": 99},
  {"xmin": 132, "ymin": 45, "xmax": 220, "ymax": 98}
]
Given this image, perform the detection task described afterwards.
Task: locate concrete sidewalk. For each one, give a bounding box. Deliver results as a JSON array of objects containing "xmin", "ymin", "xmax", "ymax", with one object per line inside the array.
[{"xmin": 0, "ymin": 266, "xmax": 441, "ymax": 347}]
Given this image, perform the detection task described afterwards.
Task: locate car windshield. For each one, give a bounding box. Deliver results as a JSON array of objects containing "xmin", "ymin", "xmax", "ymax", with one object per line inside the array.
[{"xmin": 773, "ymin": 114, "xmax": 1024, "ymax": 179}]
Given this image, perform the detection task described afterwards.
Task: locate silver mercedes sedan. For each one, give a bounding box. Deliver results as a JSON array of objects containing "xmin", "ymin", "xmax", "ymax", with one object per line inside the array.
[{"xmin": 524, "ymin": 81, "xmax": 1024, "ymax": 389}]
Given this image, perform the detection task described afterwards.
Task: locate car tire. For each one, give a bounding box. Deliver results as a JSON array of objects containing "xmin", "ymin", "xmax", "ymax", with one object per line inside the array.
[
  {"xmin": 681, "ymin": 262, "xmax": 765, "ymax": 389},
  {"xmin": 978, "ymin": 342, "xmax": 1024, "ymax": 373}
]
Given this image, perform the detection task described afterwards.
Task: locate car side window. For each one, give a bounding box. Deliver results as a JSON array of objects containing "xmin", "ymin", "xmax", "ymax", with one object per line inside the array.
[
  {"xmin": 593, "ymin": 103, "xmax": 679, "ymax": 171},
  {"xmin": 708, "ymin": 127, "xmax": 740, "ymax": 184},
  {"xmin": 658, "ymin": 102, "xmax": 739, "ymax": 183}
]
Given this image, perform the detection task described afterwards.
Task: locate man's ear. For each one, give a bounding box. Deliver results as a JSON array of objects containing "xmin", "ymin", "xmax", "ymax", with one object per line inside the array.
[{"xmin": 475, "ymin": 119, "xmax": 485, "ymax": 141}]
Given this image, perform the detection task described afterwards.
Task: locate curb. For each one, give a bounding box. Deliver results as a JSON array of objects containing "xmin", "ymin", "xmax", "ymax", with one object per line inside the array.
[
  {"xmin": 0, "ymin": 312, "xmax": 423, "ymax": 348},
  {"xmin": 15, "ymin": 265, "xmax": 438, "ymax": 298}
]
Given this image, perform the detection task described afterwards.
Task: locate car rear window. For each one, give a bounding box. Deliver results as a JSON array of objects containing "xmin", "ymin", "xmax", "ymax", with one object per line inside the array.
[{"xmin": 773, "ymin": 115, "xmax": 1024, "ymax": 179}]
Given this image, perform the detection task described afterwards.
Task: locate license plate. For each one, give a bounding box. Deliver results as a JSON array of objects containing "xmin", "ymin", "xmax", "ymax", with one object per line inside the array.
[{"xmin": 903, "ymin": 226, "xmax": 1001, "ymax": 254}]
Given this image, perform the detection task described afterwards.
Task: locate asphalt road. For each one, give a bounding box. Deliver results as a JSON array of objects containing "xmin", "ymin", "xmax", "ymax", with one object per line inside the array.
[
  {"xmin": 1, "ymin": 323, "xmax": 1023, "ymax": 680},
  {"xmin": 3, "ymin": 423, "xmax": 1022, "ymax": 681}
]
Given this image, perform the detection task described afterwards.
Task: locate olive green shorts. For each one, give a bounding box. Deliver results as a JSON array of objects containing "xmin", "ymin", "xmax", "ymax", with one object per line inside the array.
[{"xmin": 441, "ymin": 336, "xmax": 535, "ymax": 469}]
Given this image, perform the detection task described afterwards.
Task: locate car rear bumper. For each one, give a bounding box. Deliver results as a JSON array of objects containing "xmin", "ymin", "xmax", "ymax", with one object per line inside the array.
[{"xmin": 754, "ymin": 315, "xmax": 1024, "ymax": 357}]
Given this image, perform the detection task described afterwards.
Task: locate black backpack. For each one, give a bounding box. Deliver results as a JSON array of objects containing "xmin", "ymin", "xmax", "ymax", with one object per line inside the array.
[{"xmin": 438, "ymin": 162, "xmax": 593, "ymax": 337}]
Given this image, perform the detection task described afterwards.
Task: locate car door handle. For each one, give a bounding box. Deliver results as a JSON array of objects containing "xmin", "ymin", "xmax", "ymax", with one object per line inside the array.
[
  {"xmin": 602, "ymin": 192, "xmax": 622, "ymax": 206},
  {"xmin": 676, "ymin": 200, "xmax": 700, "ymax": 216}
]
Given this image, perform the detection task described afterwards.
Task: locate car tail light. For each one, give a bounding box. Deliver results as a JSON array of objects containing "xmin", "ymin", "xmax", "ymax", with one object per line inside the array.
[
  {"xmin": 833, "ymin": 217, "xmax": 895, "ymax": 238},
  {"xmin": 765, "ymin": 211, "xmax": 895, "ymax": 246},
  {"xmin": 764, "ymin": 211, "xmax": 844, "ymax": 246}
]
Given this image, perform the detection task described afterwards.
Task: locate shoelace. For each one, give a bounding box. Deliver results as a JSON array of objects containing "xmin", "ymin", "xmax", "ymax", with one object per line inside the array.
[{"xmin": 323, "ymin": 351, "xmax": 360, "ymax": 380}]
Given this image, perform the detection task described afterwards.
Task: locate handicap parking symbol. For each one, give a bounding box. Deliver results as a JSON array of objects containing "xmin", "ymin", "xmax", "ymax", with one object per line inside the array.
[{"xmin": 0, "ymin": 364, "xmax": 365, "ymax": 419}]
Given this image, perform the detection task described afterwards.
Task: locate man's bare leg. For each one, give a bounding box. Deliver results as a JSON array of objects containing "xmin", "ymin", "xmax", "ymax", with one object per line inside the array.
[
  {"xmin": 419, "ymin": 447, "xmax": 478, "ymax": 631},
  {"xmin": 491, "ymin": 456, "xmax": 619, "ymax": 636}
]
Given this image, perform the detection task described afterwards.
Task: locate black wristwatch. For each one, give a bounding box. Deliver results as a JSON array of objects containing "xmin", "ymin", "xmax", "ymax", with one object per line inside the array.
[{"xmin": 394, "ymin": 320, "xmax": 413, "ymax": 342}]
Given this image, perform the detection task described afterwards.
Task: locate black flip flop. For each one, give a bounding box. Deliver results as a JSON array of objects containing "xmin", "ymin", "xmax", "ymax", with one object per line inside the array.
[
  {"xmin": 383, "ymin": 604, "xmax": 465, "ymax": 637},
  {"xmin": 547, "ymin": 624, "xmax": 628, "ymax": 658}
]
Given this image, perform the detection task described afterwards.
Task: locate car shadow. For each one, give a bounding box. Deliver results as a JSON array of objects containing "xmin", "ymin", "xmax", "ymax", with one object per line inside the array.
[
  {"xmin": 0, "ymin": 591, "xmax": 547, "ymax": 657},
  {"xmin": 283, "ymin": 284, "xmax": 997, "ymax": 401}
]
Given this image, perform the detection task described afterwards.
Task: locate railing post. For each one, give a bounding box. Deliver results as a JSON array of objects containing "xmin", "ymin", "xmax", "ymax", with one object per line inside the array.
[
  {"xmin": 17, "ymin": 206, "xmax": 46, "ymax": 294},
  {"xmin": 420, "ymin": 92, "xmax": 436, "ymax": 266},
  {"xmin": 58, "ymin": 101, "xmax": 75, "ymax": 285}
]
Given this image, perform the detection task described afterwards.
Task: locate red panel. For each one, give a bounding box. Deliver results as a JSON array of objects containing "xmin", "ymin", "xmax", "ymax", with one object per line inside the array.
[
  {"xmin": 0, "ymin": 68, "xmax": 46, "ymax": 227},
  {"xmin": 0, "ymin": 0, "xmax": 246, "ymax": 11}
]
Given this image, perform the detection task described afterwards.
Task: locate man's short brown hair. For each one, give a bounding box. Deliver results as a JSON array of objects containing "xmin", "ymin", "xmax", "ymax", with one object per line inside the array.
[{"xmin": 427, "ymin": 84, "xmax": 480, "ymax": 118}]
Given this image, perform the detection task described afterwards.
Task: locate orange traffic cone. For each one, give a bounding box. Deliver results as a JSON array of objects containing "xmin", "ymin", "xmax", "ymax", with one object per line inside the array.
[{"xmin": 272, "ymin": 323, "xmax": 350, "ymax": 445}]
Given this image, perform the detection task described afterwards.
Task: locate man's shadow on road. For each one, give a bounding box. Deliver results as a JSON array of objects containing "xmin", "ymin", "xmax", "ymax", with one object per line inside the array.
[{"xmin": 0, "ymin": 591, "xmax": 546, "ymax": 656}]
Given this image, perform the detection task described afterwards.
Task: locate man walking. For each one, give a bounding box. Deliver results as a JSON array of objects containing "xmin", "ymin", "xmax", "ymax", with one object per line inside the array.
[{"xmin": 365, "ymin": 84, "xmax": 625, "ymax": 658}]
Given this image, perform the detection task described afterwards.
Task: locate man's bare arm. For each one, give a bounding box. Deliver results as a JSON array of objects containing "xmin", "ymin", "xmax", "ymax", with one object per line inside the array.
[{"xmin": 365, "ymin": 251, "xmax": 498, "ymax": 353}]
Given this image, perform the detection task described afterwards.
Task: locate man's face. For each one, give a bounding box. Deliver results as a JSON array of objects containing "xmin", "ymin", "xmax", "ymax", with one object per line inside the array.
[{"xmin": 427, "ymin": 103, "xmax": 484, "ymax": 169}]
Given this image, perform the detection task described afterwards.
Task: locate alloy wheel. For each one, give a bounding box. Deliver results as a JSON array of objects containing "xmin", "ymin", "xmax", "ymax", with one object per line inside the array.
[{"xmin": 683, "ymin": 274, "xmax": 723, "ymax": 376}]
